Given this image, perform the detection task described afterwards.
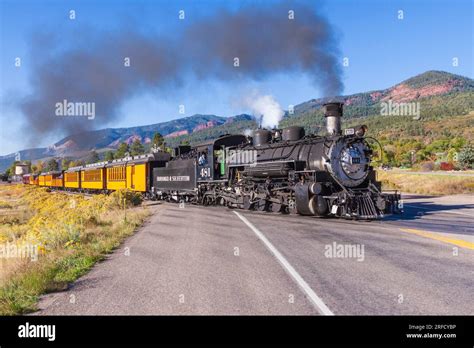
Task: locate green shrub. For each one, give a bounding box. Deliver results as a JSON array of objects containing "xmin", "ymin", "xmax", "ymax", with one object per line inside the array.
[
  {"xmin": 108, "ymin": 189, "xmax": 143, "ymax": 208},
  {"xmin": 458, "ymin": 144, "xmax": 474, "ymax": 169}
]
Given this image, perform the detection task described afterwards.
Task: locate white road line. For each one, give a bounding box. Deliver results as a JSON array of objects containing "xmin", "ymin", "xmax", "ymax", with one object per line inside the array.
[
  {"xmin": 404, "ymin": 204, "xmax": 473, "ymax": 217},
  {"xmin": 233, "ymin": 211, "xmax": 334, "ymax": 316}
]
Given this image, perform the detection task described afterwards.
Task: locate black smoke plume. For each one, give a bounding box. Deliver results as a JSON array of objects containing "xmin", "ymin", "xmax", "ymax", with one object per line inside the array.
[{"xmin": 20, "ymin": 2, "xmax": 343, "ymax": 141}]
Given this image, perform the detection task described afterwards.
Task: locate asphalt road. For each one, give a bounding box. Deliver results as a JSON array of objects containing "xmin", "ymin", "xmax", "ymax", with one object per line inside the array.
[
  {"xmin": 388, "ymin": 170, "xmax": 474, "ymax": 177},
  {"xmin": 34, "ymin": 195, "xmax": 474, "ymax": 315}
]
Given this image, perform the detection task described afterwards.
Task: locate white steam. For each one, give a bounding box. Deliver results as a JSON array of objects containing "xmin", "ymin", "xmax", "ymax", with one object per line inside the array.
[
  {"xmin": 243, "ymin": 128, "xmax": 253, "ymax": 137},
  {"xmin": 242, "ymin": 92, "xmax": 284, "ymax": 129}
]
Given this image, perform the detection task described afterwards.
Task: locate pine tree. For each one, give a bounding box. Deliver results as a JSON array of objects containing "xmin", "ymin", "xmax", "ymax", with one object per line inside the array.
[
  {"xmin": 46, "ymin": 158, "xmax": 59, "ymax": 172},
  {"xmin": 61, "ymin": 158, "xmax": 71, "ymax": 170},
  {"xmin": 36, "ymin": 160, "xmax": 44, "ymax": 173},
  {"xmin": 87, "ymin": 150, "xmax": 100, "ymax": 164},
  {"xmin": 115, "ymin": 142, "xmax": 130, "ymax": 159},
  {"xmin": 105, "ymin": 151, "xmax": 115, "ymax": 161},
  {"xmin": 131, "ymin": 139, "xmax": 145, "ymax": 156},
  {"xmin": 152, "ymin": 132, "xmax": 164, "ymax": 149}
]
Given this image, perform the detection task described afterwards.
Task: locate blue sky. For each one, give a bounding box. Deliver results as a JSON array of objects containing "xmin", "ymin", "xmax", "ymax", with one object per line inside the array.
[{"xmin": 0, "ymin": 0, "xmax": 472, "ymax": 154}]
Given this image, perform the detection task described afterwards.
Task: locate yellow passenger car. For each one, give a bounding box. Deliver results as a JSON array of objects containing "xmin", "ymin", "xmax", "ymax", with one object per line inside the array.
[
  {"xmin": 126, "ymin": 156, "xmax": 150, "ymax": 192},
  {"xmin": 81, "ymin": 163, "xmax": 106, "ymax": 191},
  {"xmin": 50, "ymin": 172, "xmax": 64, "ymax": 188},
  {"xmin": 106, "ymin": 154, "xmax": 169, "ymax": 193},
  {"xmin": 106, "ymin": 161, "xmax": 127, "ymax": 191},
  {"xmin": 45, "ymin": 174, "xmax": 54, "ymax": 186},
  {"xmin": 38, "ymin": 174, "xmax": 46, "ymax": 186},
  {"xmin": 64, "ymin": 167, "xmax": 81, "ymax": 189},
  {"xmin": 38, "ymin": 173, "xmax": 54, "ymax": 186}
]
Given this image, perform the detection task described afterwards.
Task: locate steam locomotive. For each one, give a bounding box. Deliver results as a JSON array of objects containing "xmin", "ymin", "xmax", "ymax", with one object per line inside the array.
[{"xmin": 152, "ymin": 102, "xmax": 402, "ymax": 219}]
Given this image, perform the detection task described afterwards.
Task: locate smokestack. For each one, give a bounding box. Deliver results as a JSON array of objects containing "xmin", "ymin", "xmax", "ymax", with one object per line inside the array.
[{"xmin": 323, "ymin": 102, "xmax": 343, "ymax": 135}]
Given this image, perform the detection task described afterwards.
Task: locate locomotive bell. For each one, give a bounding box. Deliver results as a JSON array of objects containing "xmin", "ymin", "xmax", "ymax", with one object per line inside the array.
[
  {"xmin": 323, "ymin": 102, "xmax": 344, "ymax": 135},
  {"xmin": 282, "ymin": 126, "xmax": 305, "ymax": 141}
]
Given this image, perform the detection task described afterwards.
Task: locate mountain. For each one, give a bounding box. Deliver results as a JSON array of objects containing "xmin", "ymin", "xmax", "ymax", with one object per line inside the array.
[
  {"xmin": 163, "ymin": 70, "xmax": 474, "ymax": 145},
  {"xmin": 0, "ymin": 114, "xmax": 254, "ymax": 171},
  {"xmin": 53, "ymin": 114, "xmax": 229, "ymax": 151},
  {"xmin": 1, "ymin": 70, "xmax": 473, "ymax": 171},
  {"xmin": 281, "ymin": 70, "xmax": 474, "ymax": 130}
]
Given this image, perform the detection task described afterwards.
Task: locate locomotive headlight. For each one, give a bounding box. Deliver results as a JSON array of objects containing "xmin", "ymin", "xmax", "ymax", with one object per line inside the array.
[{"xmin": 355, "ymin": 125, "xmax": 368, "ymax": 137}]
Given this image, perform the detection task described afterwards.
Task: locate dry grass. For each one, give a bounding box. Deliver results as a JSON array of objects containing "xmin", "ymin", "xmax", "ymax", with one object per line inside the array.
[
  {"xmin": 0, "ymin": 184, "xmax": 150, "ymax": 315},
  {"xmin": 377, "ymin": 171, "xmax": 474, "ymax": 195}
]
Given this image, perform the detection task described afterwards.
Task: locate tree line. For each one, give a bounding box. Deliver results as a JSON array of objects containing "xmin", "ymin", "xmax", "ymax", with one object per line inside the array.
[{"xmin": 6, "ymin": 133, "xmax": 168, "ymax": 175}]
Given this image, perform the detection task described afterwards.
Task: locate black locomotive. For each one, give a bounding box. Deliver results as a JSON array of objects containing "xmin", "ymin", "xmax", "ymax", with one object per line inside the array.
[{"xmin": 152, "ymin": 102, "xmax": 402, "ymax": 219}]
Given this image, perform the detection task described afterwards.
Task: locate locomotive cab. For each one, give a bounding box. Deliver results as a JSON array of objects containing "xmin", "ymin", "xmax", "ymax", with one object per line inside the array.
[{"xmin": 195, "ymin": 134, "xmax": 248, "ymax": 181}]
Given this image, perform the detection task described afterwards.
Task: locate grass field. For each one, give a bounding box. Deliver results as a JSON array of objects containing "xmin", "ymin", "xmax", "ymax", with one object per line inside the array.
[
  {"xmin": 378, "ymin": 171, "xmax": 474, "ymax": 195},
  {"xmin": 0, "ymin": 184, "xmax": 150, "ymax": 315}
]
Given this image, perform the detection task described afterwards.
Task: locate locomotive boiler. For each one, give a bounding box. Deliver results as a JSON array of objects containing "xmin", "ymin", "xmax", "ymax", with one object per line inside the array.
[{"xmin": 152, "ymin": 102, "xmax": 402, "ymax": 219}]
